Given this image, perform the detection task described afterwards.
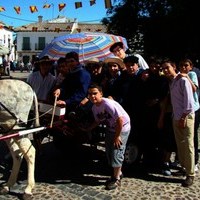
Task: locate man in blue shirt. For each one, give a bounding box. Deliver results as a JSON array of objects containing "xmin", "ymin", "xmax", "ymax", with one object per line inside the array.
[{"xmin": 54, "ymin": 51, "xmax": 91, "ymax": 114}]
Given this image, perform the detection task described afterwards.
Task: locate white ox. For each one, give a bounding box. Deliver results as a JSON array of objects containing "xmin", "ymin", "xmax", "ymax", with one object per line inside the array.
[{"xmin": 0, "ymin": 79, "xmax": 40, "ymax": 199}]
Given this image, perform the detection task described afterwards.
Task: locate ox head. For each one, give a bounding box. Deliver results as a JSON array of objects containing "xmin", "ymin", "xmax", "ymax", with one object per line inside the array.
[{"xmin": 0, "ymin": 79, "xmax": 40, "ymax": 132}]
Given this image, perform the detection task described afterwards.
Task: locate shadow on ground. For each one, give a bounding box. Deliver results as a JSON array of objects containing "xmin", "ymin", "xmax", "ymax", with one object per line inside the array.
[{"xmin": 1, "ymin": 140, "xmax": 182, "ymax": 188}]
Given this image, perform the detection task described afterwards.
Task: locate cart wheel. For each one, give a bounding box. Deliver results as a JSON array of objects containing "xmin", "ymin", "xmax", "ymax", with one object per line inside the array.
[{"xmin": 124, "ymin": 143, "xmax": 141, "ymax": 166}]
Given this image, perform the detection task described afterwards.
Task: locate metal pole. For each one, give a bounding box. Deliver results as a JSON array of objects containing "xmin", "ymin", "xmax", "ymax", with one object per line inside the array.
[{"xmin": 0, "ymin": 126, "xmax": 46, "ymax": 141}]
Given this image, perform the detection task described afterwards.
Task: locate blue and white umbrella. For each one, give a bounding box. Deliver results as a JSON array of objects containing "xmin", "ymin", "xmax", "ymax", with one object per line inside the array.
[{"xmin": 39, "ymin": 32, "xmax": 128, "ymax": 62}]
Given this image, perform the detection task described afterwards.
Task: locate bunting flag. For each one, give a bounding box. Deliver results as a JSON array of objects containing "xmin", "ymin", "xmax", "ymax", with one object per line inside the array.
[
  {"xmin": 0, "ymin": 6, "xmax": 5, "ymax": 12},
  {"xmin": 30, "ymin": 6, "xmax": 38, "ymax": 13},
  {"xmin": 104, "ymin": 0, "xmax": 112, "ymax": 8},
  {"xmin": 58, "ymin": 3, "xmax": 66, "ymax": 12},
  {"xmin": 75, "ymin": 2, "xmax": 82, "ymax": 9},
  {"xmin": 43, "ymin": 4, "xmax": 51, "ymax": 9},
  {"xmin": 14, "ymin": 6, "xmax": 20, "ymax": 14},
  {"xmin": 90, "ymin": 0, "xmax": 96, "ymax": 6}
]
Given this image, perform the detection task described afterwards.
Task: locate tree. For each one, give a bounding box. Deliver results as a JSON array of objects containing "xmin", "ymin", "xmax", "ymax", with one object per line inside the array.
[{"xmin": 102, "ymin": 0, "xmax": 200, "ymax": 61}]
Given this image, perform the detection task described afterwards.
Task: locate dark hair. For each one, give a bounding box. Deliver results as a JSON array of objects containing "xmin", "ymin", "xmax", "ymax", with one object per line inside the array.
[
  {"xmin": 161, "ymin": 58, "xmax": 177, "ymax": 71},
  {"xmin": 179, "ymin": 58, "xmax": 193, "ymax": 68},
  {"xmin": 57, "ymin": 57, "xmax": 66, "ymax": 65},
  {"xmin": 65, "ymin": 51, "xmax": 79, "ymax": 62},
  {"xmin": 123, "ymin": 55, "xmax": 139, "ymax": 64},
  {"xmin": 109, "ymin": 42, "xmax": 123, "ymax": 52},
  {"xmin": 88, "ymin": 83, "xmax": 103, "ymax": 92}
]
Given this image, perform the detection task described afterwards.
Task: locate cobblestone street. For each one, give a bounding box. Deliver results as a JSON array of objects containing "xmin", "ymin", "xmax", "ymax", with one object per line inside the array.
[
  {"xmin": 0, "ymin": 140, "xmax": 200, "ymax": 200},
  {"xmin": 0, "ymin": 71, "xmax": 200, "ymax": 199}
]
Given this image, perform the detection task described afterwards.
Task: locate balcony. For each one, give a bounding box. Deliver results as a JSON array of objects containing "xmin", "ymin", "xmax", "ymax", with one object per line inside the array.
[
  {"xmin": 22, "ymin": 45, "xmax": 31, "ymax": 51},
  {"xmin": 35, "ymin": 43, "xmax": 46, "ymax": 51}
]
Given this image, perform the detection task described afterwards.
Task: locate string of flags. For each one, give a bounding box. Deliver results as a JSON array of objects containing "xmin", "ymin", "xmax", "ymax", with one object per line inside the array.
[{"xmin": 0, "ymin": 0, "xmax": 112, "ymax": 14}]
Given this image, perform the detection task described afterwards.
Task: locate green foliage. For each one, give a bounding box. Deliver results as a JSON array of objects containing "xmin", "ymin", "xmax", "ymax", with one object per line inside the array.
[{"xmin": 102, "ymin": 0, "xmax": 200, "ymax": 61}]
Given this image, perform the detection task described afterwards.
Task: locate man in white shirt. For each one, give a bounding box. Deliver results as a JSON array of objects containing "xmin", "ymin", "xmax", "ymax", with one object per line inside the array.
[
  {"xmin": 109, "ymin": 42, "xmax": 149, "ymax": 70},
  {"xmin": 27, "ymin": 56, "xmax": 56, "ymax": 102}
]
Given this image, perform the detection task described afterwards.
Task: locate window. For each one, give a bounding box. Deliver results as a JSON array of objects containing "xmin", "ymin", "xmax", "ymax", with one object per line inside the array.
[
  {"xmin": 22, "ymin": 37, "xmax": 30, "ymax": 50},
  {"xmin": 38, "ymin": 37, "xmax": 45, "ymax": 50}
]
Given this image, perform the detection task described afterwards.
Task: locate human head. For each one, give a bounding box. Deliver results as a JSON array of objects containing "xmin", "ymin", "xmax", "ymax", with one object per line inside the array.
[
  {"xmin": 148, "ymin": 56, "xmax": 162, "ymax": 74},
  {"xmin": 179, "ymin": 58, "xmax": 193, "ymax": 73},
  {"xmin": 57, "ymin": 57, "xmax": 69, "ymax": 75},
  {"xmin": 104, "ymin": 57, "xmax": 125, "ymax": 70},
  {"xmin": 65, "ymin": 51, "xmax": 79, "ymax": 62},
  {"xmin": 161, "ymin": 58, "xmax": 177, "ymax": 79},
  {"xmin": 88, "ymin": 84, "xmax": 103, "ymax": 105},
  {"xmin": 84, "ymin": 57, "xmax": 102, "ymax": 75},
  {"xmin": 38, "ymin": 56, "xmax": 53, "ymax": 76},
  {"xmin": 109, "ymin": 42, "xmax": 126, "ymax": 59},
  {"xmin": 104, "ymin": 57, "xmax": 124, "ymax": 77},
  {"xmin": 123, "ymin": 55, "xmax": 139, "ymax": 75},
  {"xmin": 65, "ymin": 51, "xmax": 79, "ymax": 70}
]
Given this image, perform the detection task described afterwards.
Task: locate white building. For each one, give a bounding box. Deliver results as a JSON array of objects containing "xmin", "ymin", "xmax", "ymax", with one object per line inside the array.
[
  {"xmin": 0, "ymin": 22, "xmax": 15, "ymax": 64},
  {"xmin": 14, "ymin": 16, "xmax": 107, "ymax": 64}
]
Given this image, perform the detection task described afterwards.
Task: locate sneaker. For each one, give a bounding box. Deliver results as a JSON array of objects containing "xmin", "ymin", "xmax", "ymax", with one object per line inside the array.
[
  {"xmin": 194, "ymin": 164, "xmax": 199, "ymax": 173},
  {"xmin": 105, "ymin": 174, "xmax": 123, "ymax": 186},
  {"xmin": 182, "ymin": 176, "xmax": 194, "ymax": 187},
  {"xmin": 162, "ymin": 168, "xmax": 171, "ymax": 176},
  {"xmin": 105, "ymin": 178, "xmax": 121, "ymax": 190},
  {"xmin": 162, "ymin": 163, "xmax": 171, "ymax": 176}
]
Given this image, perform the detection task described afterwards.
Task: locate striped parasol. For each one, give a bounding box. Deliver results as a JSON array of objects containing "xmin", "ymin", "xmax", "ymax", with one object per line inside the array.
[{"xmin": 39, "ymin": 32, "xmax": 128, "ymax": 62}]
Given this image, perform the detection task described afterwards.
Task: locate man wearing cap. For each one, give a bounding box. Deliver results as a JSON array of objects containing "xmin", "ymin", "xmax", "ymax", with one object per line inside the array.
[
  {"xmin": 27, "ymin": 56, "xmax": 56, "ymax": 102},
  {"xmin": 109, "ymin": 42, "xmax": 149, "ymax": 70}
]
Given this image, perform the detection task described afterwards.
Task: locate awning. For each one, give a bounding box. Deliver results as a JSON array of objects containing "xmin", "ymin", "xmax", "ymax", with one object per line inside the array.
[{"xmin": 0, "ymin": 45, "xmax": 9, "ymax": 56}]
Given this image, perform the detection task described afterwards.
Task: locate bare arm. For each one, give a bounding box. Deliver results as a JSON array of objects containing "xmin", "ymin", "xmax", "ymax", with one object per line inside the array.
[
  {"xmin": 179, "ymin": 73, "xmax": 197, "ymax": 92},
  {"xmin": 114, "ymin": 116, "xmax": 123, "ymax": 148}
]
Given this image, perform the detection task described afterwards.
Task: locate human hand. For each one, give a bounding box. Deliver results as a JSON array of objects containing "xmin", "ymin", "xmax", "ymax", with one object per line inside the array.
[
  {"xmin": 56, "ymin": 100, "xmax": 66, "ymax": 106},
  {"xmin": 177, "ymin": 73, "xmax": 188, "ymax": 80},
  {"xmin": 54, "ymin": 89, "xmax": 61, "ymax": 97},
  {"xmin": 178, "ymin": 118, "xmax": 186, "ymax": 128},
  {"xmin": 114, "ymin": 136, "xmax": 122, "ymax": 148}
]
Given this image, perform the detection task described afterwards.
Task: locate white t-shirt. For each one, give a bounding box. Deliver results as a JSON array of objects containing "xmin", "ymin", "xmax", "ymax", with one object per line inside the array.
[
  {"xmin": 92, "ymin": 97, "xmax": 131, "ymax": 132},
  {"xmin": 134, "ymin": 53, "xmax": 149, "ymax": 70},
  {"xmin": 27, "ymin": 71, "xmax": 56, "ymax": 101}
]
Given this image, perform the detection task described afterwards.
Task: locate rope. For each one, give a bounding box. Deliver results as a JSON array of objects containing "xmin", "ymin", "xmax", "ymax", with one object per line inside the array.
[{"xmin": 0, "ymin": 106, "xmax": 53, "ymax": 126}]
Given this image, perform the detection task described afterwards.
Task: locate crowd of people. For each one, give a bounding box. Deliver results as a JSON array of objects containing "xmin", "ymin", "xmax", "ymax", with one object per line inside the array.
[{"xmin": 25, "ymin": 41, "xmax": 200, "ymax": 190}]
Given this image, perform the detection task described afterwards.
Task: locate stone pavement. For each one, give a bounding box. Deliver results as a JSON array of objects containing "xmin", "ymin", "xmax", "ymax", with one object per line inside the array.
[
  {"xmin": 1, "ymin": 71, "xmax": 200, "ymax": 199},
  {"xmin": 0, "ymin": 139, "xmax": 200, "ymax": 200}
]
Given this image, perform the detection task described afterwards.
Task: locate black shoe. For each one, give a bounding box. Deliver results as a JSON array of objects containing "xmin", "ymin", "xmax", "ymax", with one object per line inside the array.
[
  {"xmin": 162, "ymin": 163, "xmax": 171, "ymax": 176},
  {"xmin": 105, "ymin": 178, "xmax": 121, "ymax": 190},
  {"xmin": 173, "ymin": 168, "xmax": 186, "ymax": 176},
  {"xmin": 182, "ymin": 176, "xmax": 194, "ymax": 187},
  {"xmin": 0, "ymin": 187, "xmax": 9, "ymax": 195},
  {"xmin": 105, "ymin": 174, "xmax": 123, "ymax": 186}
]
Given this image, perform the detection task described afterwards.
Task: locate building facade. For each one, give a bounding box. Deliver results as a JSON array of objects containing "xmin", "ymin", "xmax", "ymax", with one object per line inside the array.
[
  {"xmin": 0, "ymin": 22, "xmax": 15, "ymax": 64},
  {"xmin": 14, "ymin": 16, "xmax": 107, "ymax": 65}
]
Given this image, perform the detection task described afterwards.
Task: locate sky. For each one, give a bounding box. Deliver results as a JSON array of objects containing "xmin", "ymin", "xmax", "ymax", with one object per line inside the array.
[{"xmin": 0, "ymin": 0, "xmax": 111, "ymax": 27}]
